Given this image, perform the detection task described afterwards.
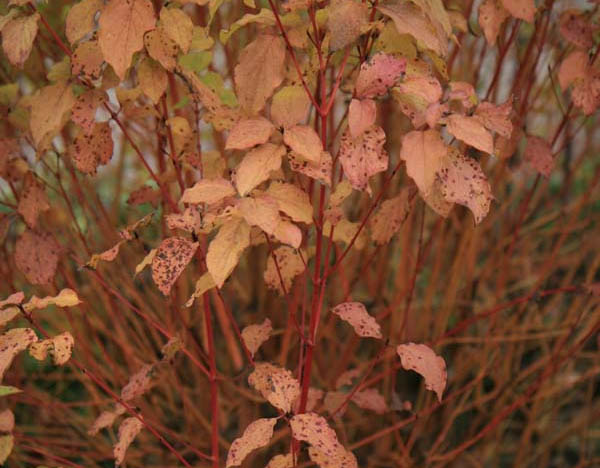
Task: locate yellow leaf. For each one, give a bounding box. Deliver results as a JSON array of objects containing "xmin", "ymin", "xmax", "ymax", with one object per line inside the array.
[
  {"xmin": 238, "ymin": 195, "xmax": 281, "ymax": 235},
  {"xmin": 66, "ymin": 0, "xmax": 103, "ymax": 44},
  {"xmin": 234, "ymin": 34, "xmax": 285, "ymax": 114},
  {"xmin": 138, "ymin": 57, "xmax": 167, "ymax": 104},
  {"xmin": 206, "ymin": 217, "xmax": 250, "ymax": 287},
  {"xmin": 1, "ymin": 13, "xmax": 39, "ymax": 68},
  {"xmin": 226, "ymin": 418, "xmax": 277, "ymax": 468},
  {"xmin": 185, "ymin": 271, "xmax": 216, "ymax": 307},
  {"xmin": 160, "ymin": 7, "xmax": 193, "ymax": 53},
  {"xmin": 24, "ymin": 288, "xmax": 82, "ymax": 312},
  {"xmin": 113, "ymin": 417, "xmax": 143, "ymax": 466},
  {"xmin": 225, "ymin": 117, "xmax": 274, "ymax": 151},
  {"xmin": 266, "ymin": 181, "xmax": 313, "ymax": 224},
  {"xmin": 98, "ymin": 0, "xmax": 156, "ymax": 79},
  {"xmin": 180, "ymin": 177, "xmax": 236, "ymax": 204},
  {"xmin": 283, "ymin": 125, "xmax": 323, "ymax": 163},
  {"xmin": 0, "ymin": 328, "xmax": 37, "ymax": 381},
  {"xmin": 29, "ymin": 81, "xmax": 76, "ymax": 150},
  {"xmin": 29, "ymin": 332, "xmax": 74, "ymax": 365},
  {"xmin": 0, "ymin": 435, "xmax": 13, "ymax": 465},
  {"xmin": 233, "ymin": 143, "xmax": 285, "ymax": 196},
  {"xmin": 271, "ymin": 85, "xmax": 311, "ymax": 129}
]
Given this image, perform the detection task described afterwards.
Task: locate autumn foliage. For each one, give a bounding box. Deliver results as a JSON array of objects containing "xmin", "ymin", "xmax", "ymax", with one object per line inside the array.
[{"xmin": 0, "ymin": 0, "xmax": 599, "ymax": 466}]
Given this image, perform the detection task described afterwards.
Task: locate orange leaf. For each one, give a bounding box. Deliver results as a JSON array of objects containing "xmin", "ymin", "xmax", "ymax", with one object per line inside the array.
[
  {"xmin": 1, "ymin": 13, "xmax": 39, "ymax": 68},
  {"xmin": 233, "ymin": 143, "xmax": 285, "ymax": 196},
  {"xmin": 241, "ymin": 318, "xmax": 272, "ymax": 357},
  {"xmin": 226, "ymin": 117, "xmax": 275, "ymax": 150},
  {"xmin": 206, "ymin": 217, "xmax": 251, "ymax": 287},
  {"xmin": 0, "ymin": 328, "xmax": 37, "ymax": 380},
  {"xmin": 478, "ymin": 0, "xmax": 508, "ymax": 46},
  {"xmin": 445, "ymin": 114, "xmax": 494, "ymax": 154},
  {"xmin": 98, "ymin": 0, "xmax": 156, "ymax": 79},
  {"xmin": 524, "ymin": 136, "xmax": 554, "ymax": 178},
  {"xmin": 14, "ymin": 230, "xmax": 60, "ymax": 285},
  {"xmin": 17, "ymin": 172, "xmax": 49, "ymax": 229},
  {"xmin": 348, "ymin": 99, "xmax": 376, "ymax": 138}
]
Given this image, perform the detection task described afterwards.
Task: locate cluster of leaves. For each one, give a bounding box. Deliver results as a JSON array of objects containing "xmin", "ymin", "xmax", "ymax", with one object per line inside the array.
[{"xmin": 0, "ymin": 0, "xmax": 599, "ymax": 467}]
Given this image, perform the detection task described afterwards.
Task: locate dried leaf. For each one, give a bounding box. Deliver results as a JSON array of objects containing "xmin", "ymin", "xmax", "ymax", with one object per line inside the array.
[
  {"xmin": 185, "ymin": 271, "xmax": 217, "ymax": 306},
  {"xmin": 290, "ymin": 413, "xmax": 357, "ymax": 467},
  {"xmin": 266, "ymin": 454, "xmax": 294, "ymax": 468},
  {"xmin": 72, "ymin": 89, "xmax": 105, "ymax": 134},
  {"xmin": 397, "ymin": 75, "xmax": 442, "ymax": 104},
  {"xmin": 308, "ymin": 445, "xmax": 358, "ymax": 468},
  {"xmin": 160, "ymin": 7, "xmax": 193, "ymax": 53},
  {"xmin": 71, "ymin": 40, "xmax": 104, "ymax": 80},
  {"xmin": 134, "ymin": 249, "xmax": 157, "ymax": 277},
  {"xmin": 1, "ymin": 13, "xmax": 39, "ymax": 68},
  {"xmin": 350, "ymin": 388, "xmax": 387, "ymax": 414},
  {"xmin": 264, "ymin": 246, "xmax": 305, "ymax": 294},
  {"xmin": 474, "ymin": 99, "xmax": 513, "ymax": 139},
  {"xmin": 121, "ymin": 363, "xmax": 154, "ymax": 401},
  {"xmin": 88, "ymin": 405, "xmax": 126, "ymax": 435},
  {"xmin": 396, "ymin": 342, "xmax": 447, "ymax": 401},
  {"xmin": 248, "ymin": 362, "xmax": 300, "ymax": 413},
  {"xmin": 348, "ymin": 99, "xmax": 376, "ymax": 138},
  {"xmin": 478, "ymin": 0, "xmax": 508, "ymax": 46},
  {"xmin": 378, "ymin": 3, "xmax": 448, "ymax": 57},
  {"xmin": 0, "ymin": 293, "xmax": 23, "ymax": 310},
  {"xmin": 29, "ymin": 332, "xmax": 74, "ymax": 365},
  {"xmin": 328, "ymin": 0, "xmax": 368, "ymax": 51},
  {"xmin": 113, "ymin": 417, "xmax": 144, "ymax": 465},
  {"xmin": 98, "ymin": 0, "xmax": 156, "ymax": 79},
  {"xmin": 151, "ymin": 237, "xmax": 198, "ymax": 295},
  {"xmin": 283, "ymin": 125, "xmax": 323, "ymax": 163},
  {"xmin": 14, "ymin": 230, "xmax": 60, "ymax": 285},
  {"xmin": 23, "ymin": 288, "xmax": 81, "ymax": 312},
  {"xmin": 288, "ymin": 151, "xmax": 332, "ymax": 186},
  {"xmin": 558, "ymin": 50, "xmax": 588, "ymax": 91},
  {"xmin": 266, "ymin": 182, "xmax": 313, "ymax": 224},
  {"xmin": 0, "ymin": 328, "xmax": 37, "ymax": 381},
  {"xmin": 271, "ymin": 86, "xmax": 310, "ymax": 129},
  {"xmin": 233, "ymin": 143, "xmax": 285, "ymax": 196},
  {"xmin": 166, "ymin": 207, "xmax": 201, "ymax": 233},
  {"xmin": 66, "ymin": 0, "xmax": 103, "ymax": 44},
  {"xmin": 239, "ymin": 195, "xmax": 281, "ymax": 235},
  {"xmin": 0, "ymin": 410, "xmax": 14, "ymax": 432},
  {"xmin": 524, "ymin": 136, "xmax": 554, "ymax": 178},
  {"xmin": 17, "ymin": 172, "xmax": 49, "ymax": 228},
  {"xmin": 29, "ymin": 81, "xmax": 76, "ymax": 149},
  {"xmin": 226, "ymin": 418, "xmax": 277, "ymax": 468},
  {"xmin": 138, "ymin": 57, "xmax": 168, "ymax": 104},
  {"xmin": 331, "ymin": 302, "xmax": 383, "ymax": 339},
  {"xmin": 226, "ymin": 117, "xmax": 274, "ymax": 150},
  {"xmin": 0, "ymin": 386, "xmax": 21, "ymax": 397},
  {"xmin": 207, "ymin": 217, "xmax": 251, "ymax": 287},
  {"xmin": 144, "ymin": 27, "xmax": 178, "ymax": 71},
  {"xmin": 234, "ymin": 34, "xmax": 285, "ymax": 114},
  {"xmin": 355, "ymin": 52, "xmax": 406, "ymax": 98},
  {"xmin": 69, "ymin": 122, "xmax": 114, "ymax": 175},
  {"xmin": 181, "ymin": 178, "xmax": 236, "ymax": 204},
  {"xmin": 241, "ymin": 319, "xmax": 272, "ymax": 357},
  {"xmin": 85, "ymin": 241, "xmax": 125, "ymax": 269},
  {"xmin": 500, "ymin": 0, "xmax": 535, "ymax": 23},
  {"xmin": 445, "ymin": 114, "xmax": 493, "ymax": 154},
  {"xmin": 339, "ymin": 126, "xmax": 388, "ymax": 193},
  {"xmin": 370, "ymin": 190, "xmax": 411, "ymax": 245},
  {"xmin": 439, "ymin": 148, "xmax": 492, "ymax": 224},
  {"xmin": 559, "ymin": 10, "xmax": 594, "ymax": 49},
  {"xmin": 272, "ymin": 220, "xmax": 302, "ymax": 249},
  {"xmin": 0, "ymin": 435, "xmax": 13, "ymax": 465}
]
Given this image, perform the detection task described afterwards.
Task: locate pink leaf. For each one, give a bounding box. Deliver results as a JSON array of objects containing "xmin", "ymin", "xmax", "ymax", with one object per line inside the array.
[
  {"xmin": 348, "ymin": 99, "xmax": 377, "ymax": 138},
  {"xmin": 355, "ymin": 52, "xmax": 406, "ymax": 98},
  {"xmin": 396, "ymin": 343, "xmax": 447, "ymax": 402},
  {"xmin": 331, "ymin": 302, "xmax": 383, "ymax": 339}
]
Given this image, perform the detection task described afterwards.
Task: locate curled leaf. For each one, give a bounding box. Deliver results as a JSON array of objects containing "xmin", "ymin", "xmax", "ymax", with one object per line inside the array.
[
  {"xmin": 241, "ymin": 318, "xmax": 272, "ymax": 357},
  {"xmin": 396, "ymin": 342, "xmax": 447, "ymax": 402},
  {"xmin": 331, "ymin": 302, "xmax": 382, "ymax": 338},
  {"xmin": 113, "ymin": 417, "xmax": 144, "ymax": 465},
  {"xmin": 226, "ymin": 418, "xmax": 277, "ymax": 468}
]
